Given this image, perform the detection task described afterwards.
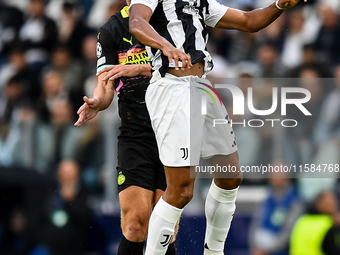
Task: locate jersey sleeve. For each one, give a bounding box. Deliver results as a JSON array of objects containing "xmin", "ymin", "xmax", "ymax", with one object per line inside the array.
[
  {"xmin": 130, "ymin": 0, "xmax": 159, "ymax": 13},
  {"xmin": 96, "ymin": 27, "xmax": 118, "ymax": 74},
  {"xmin": 205, "ymin": 0, "xmax": 229, "ymax": 28}
]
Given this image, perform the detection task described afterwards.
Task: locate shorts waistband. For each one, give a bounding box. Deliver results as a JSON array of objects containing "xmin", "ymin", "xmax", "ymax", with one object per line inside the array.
[
  {"xmin": 150, "ymin": 70, "xmax": 207, "ymax": 83},
  {"xmin": 162, "ymin": 73, "xmax": 209, "ymax": 83}
]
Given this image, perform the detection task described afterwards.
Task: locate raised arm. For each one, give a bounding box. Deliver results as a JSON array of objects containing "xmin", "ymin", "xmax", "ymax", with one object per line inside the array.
[
  {"xmin": 215, "ymin": 0, "xmax": 306, "ymax": 32},
  {"xmin": 129, "ymin": 4, "xmax": 192, "ymax": 70},
  {"xmin": 129, "ymin": 5, "xmax": 170, "ymax": 56}
]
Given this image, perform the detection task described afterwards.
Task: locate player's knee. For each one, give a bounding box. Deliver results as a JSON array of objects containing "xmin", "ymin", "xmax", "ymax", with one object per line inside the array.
[
  {"xmin": 165, "ymin": 180, "xmax": 194, "ymax": 208},
  {"xmin": 231, "ymin": 175, "xmax": 243, "ymax": 187},
  {"xmin": 174, "ymin": 182, "xmax": 195, "ymax": 207},
  {"xmin": 179, "ymin": 185, "xmax": 194, "ymax": 205},
  {"xmin": 215, "ymin": 172, "xmax": 243, "ymax": 189},
  {"xmin": 121, "ymin": 206, "xmax": 149, "ymax": 242},
  {"xmin": 123, "ymin": 219, "xmax": 148, "ymax": 242},
  {"xmin": 233, "ymin": 170, "xmax": 243, "ymax": 186}
]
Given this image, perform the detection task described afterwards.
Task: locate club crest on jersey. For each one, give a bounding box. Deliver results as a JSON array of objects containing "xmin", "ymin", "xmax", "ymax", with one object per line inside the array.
[
  {"xmin": 183, "ymin": 0, "xmax": 202, "ymax": 18},
  {"xmin": 97, "ymin": 42, "xmax": 102, "ymax": 58}
]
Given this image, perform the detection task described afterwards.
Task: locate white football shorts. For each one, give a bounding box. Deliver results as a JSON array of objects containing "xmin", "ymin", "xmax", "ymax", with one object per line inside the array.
[{"xmin": 145, "ymin": 73, "xmax": 237, "ymax": 167}]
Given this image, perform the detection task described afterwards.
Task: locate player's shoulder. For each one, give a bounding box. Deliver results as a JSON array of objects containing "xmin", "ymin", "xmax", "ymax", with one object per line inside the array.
[
  {"xmin": 100, "ymin": 15, "xmax": 119, "ymax": 35},
  {"xmin": 97, "ymin": 15, "xmax": 122, "ymax": 46},
  {"xmin": 100, "ymin": 7, "xmax": 129, "ymax": 36}
]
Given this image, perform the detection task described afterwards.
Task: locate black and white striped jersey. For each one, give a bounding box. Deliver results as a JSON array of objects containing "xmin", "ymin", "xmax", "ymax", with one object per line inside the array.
[{"xmin": 130, "ymin": 0, "xmax": 228, "ymax": 78}]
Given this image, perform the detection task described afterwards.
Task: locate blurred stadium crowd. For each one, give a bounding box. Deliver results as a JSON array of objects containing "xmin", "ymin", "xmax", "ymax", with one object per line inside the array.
[{"xmin": 0, "ymin": 0, "xmax": 340, "ymax": 254}]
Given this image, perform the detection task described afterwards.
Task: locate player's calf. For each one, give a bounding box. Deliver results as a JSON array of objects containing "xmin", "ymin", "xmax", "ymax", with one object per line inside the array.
[
  {"xmin": 204, "ymin": 153, "xmax": 241, "ymax": 254},
  {"xmin": 145, "ymin": 198, "xmax": 183, "ymax": 255},
  {"xmin": 204, "ymin": 180, "xmax": 238, "ymax": 254},
  {"xmin": 145, "ymin": 167, "xmax": 192, "ymax": 255}
]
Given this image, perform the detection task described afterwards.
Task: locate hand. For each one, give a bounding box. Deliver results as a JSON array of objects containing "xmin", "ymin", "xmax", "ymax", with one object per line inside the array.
[
  {"xmin": 74, "ymin": 96, "xmax": 101, "ymax": 127},
  {"xmin": 97, "ymin": 65, "xmax": 141, "ymax": 81},
  {"xmin": 161, "ymin": 43, "xmax": 192, "ymax": 70},
  {"xmin": 277, "ymin": 0, "xmax": 307, "ymax": 9}
]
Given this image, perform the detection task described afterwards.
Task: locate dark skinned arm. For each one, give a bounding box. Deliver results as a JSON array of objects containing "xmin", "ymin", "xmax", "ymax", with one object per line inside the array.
[
  {"xmin": 129, "ymin": 4, "xmax": 192, "ymax": 70},
  {"xmin": 216, "ymin": 0, "xmax": 306, "ymax": 32}
]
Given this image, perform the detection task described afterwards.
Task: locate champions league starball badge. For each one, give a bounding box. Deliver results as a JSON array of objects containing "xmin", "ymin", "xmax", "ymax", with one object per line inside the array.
[{"xmin": 96, "ymin": 42, "xmax": 102, "ymax": 58}]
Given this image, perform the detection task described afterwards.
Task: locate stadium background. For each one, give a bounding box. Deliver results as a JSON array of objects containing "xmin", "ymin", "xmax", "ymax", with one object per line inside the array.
[{"xmin": 0, "ymin": 0, "xmax": 340, "ymax": 254}]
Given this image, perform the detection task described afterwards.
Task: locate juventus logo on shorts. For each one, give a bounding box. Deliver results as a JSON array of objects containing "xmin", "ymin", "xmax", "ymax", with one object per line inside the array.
[
  {"xmin": 180, "ymin": 147, "xmax": 188, "ymax": 160},
  {"xmin": 160, "ymin": 234, "xmax": 173, "ymax": 247}
]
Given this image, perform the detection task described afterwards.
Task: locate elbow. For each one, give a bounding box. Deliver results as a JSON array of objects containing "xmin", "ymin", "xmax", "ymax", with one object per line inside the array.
[
  {"xmin": 243, "ymin": 14, "xmax": 260, "ymax": 33},
  {"xmin": 249, "ymin": 27, "xmax": 260, "ymax": 33},
  {"xmin": 245, "ymin": 22, "xmax": 260, "ymax": 33}
]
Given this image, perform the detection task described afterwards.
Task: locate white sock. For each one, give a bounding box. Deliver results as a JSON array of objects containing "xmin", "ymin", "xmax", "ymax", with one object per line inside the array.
[
  {"xmin": 204, "ymin": 180, "xmax": 238, "ymax": 253},
  {"xmin": 145, "ymin": 197, "xmax": 183, "ymax": 255}
]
